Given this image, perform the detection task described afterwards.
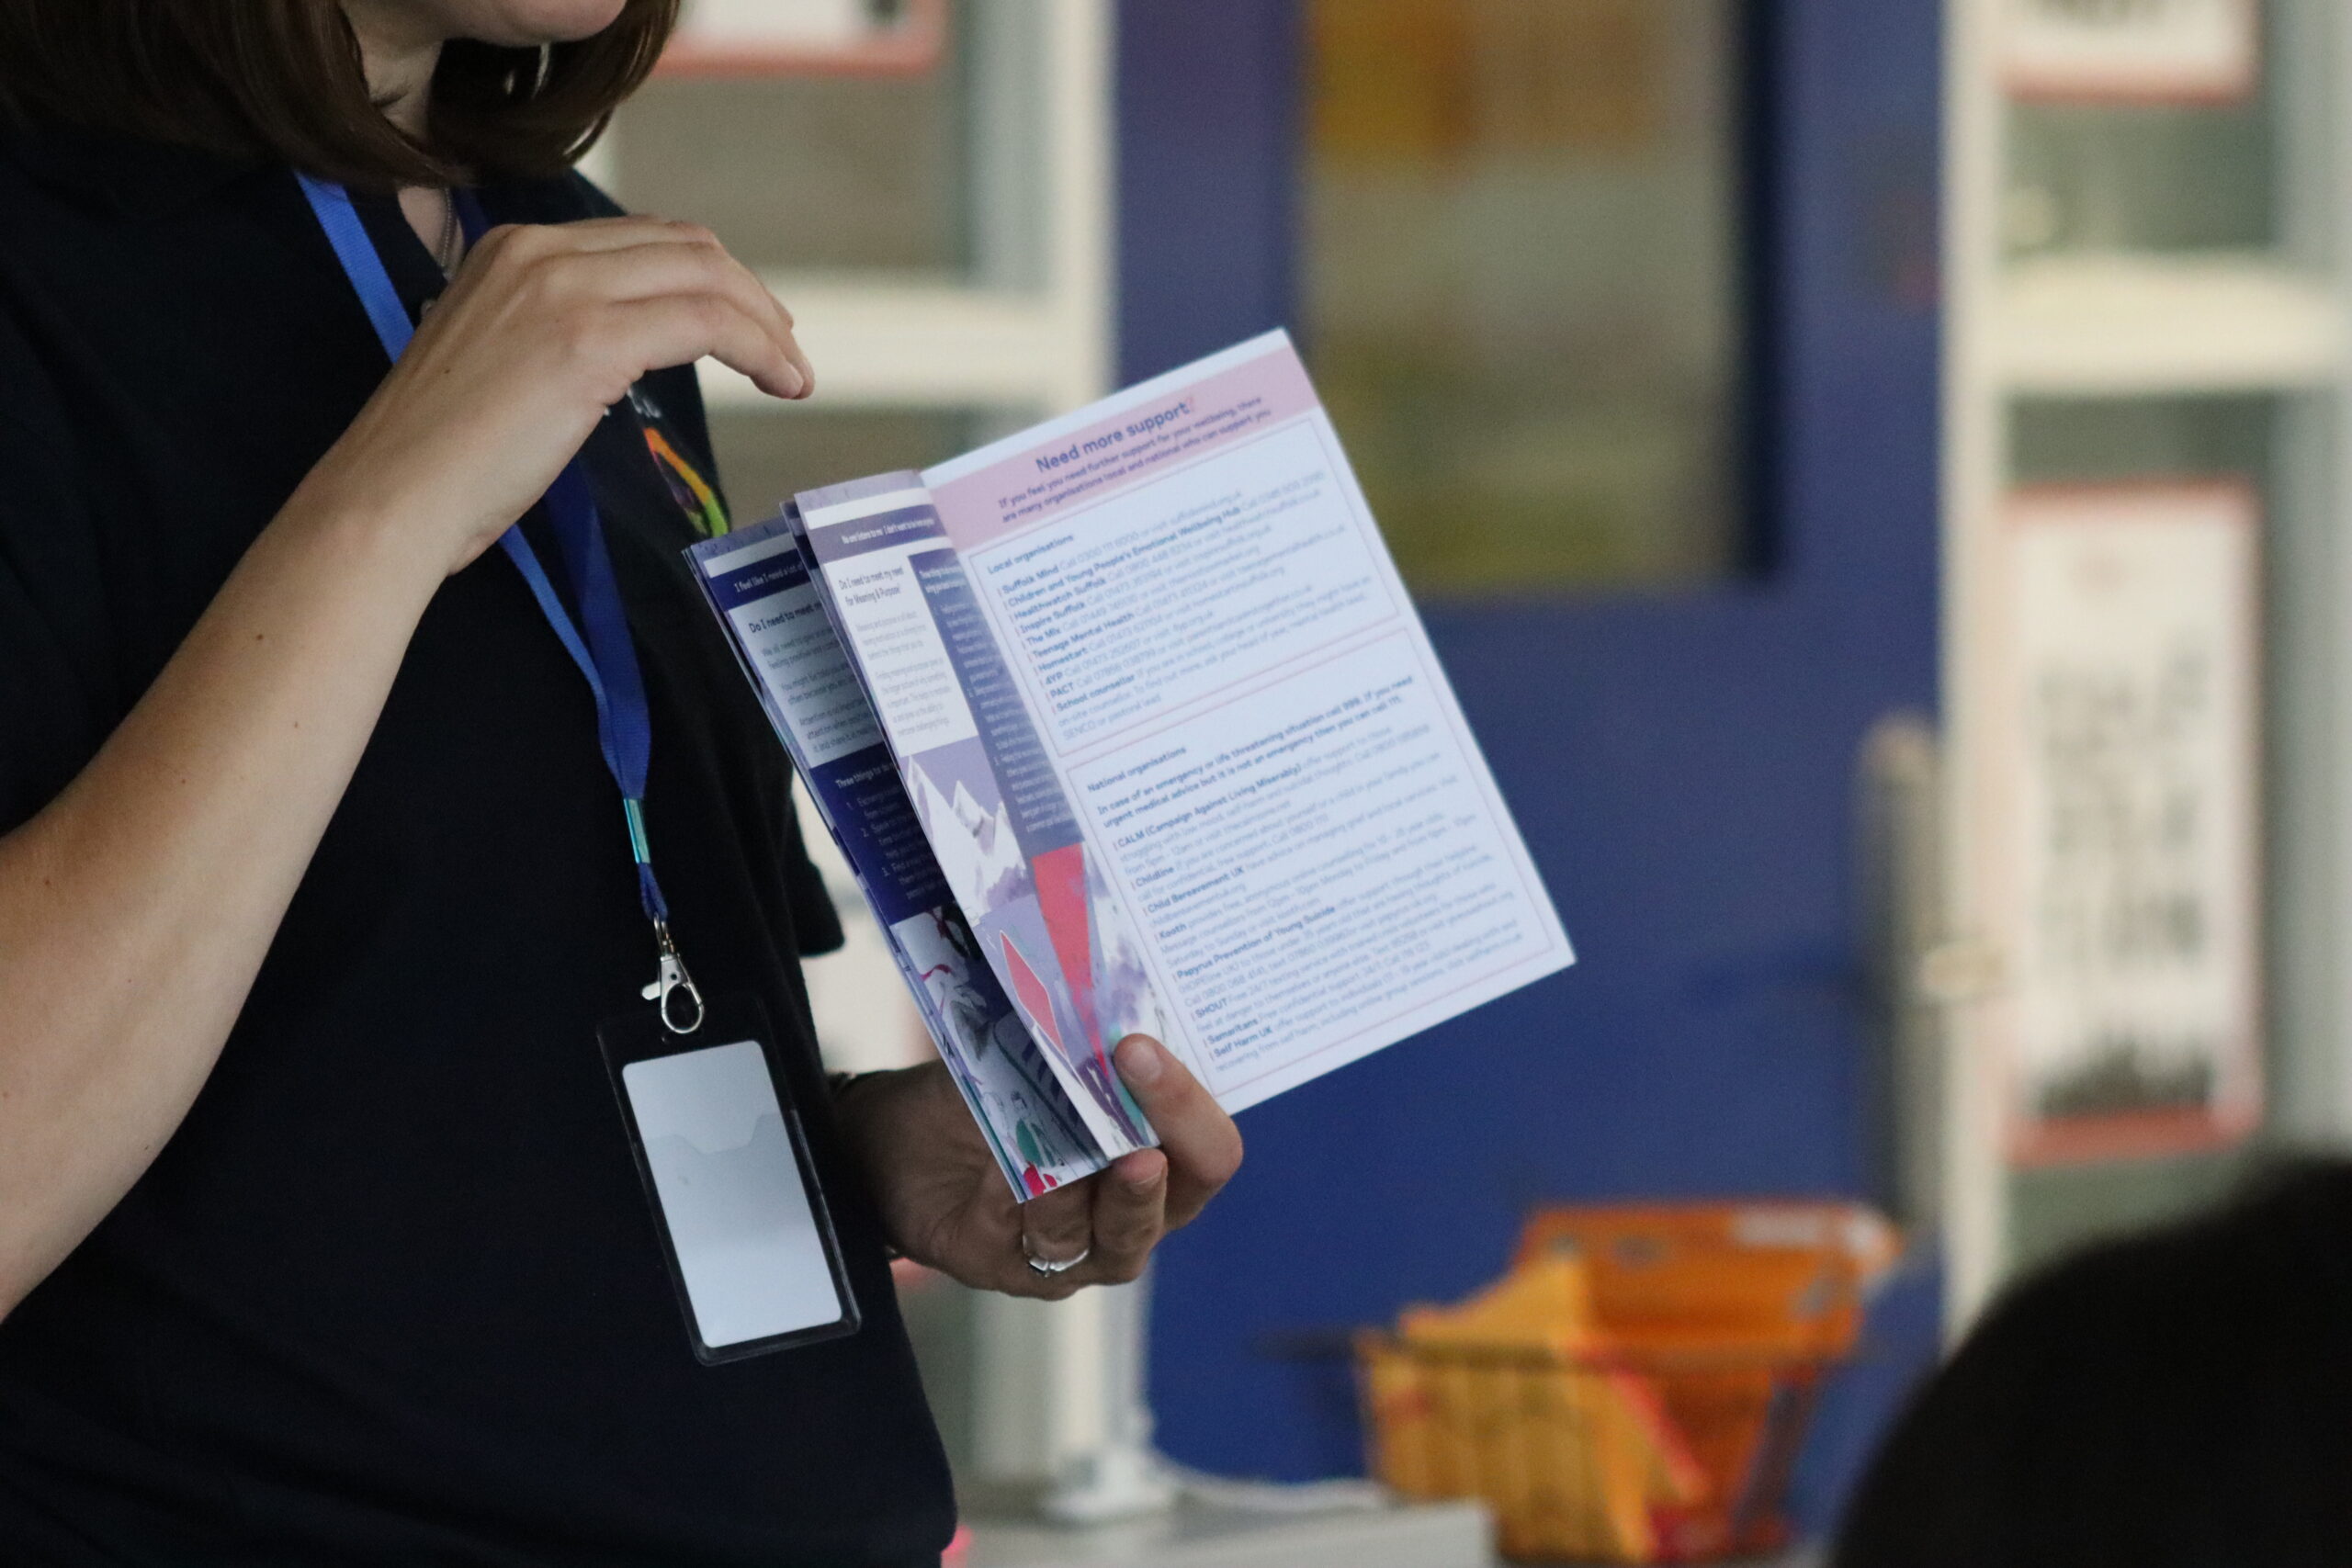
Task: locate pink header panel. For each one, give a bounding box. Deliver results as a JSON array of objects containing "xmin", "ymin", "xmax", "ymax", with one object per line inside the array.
[{"xmin": 929, "ymin": 346, "xmax": 1319, "ymax": 554}]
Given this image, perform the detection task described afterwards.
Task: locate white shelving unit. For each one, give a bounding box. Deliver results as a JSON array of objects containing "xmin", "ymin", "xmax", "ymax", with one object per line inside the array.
[
  {"xmin": 1939, "ymin": 0, "xmax": 2352, "ymax": 1326},
  {"xmin": 692, "ymin": 0, "xmax": 1115, "ymax": 421}
]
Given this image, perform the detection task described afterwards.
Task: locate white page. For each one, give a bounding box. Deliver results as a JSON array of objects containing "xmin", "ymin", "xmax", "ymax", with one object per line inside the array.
[{"xmin": 920, "ymin": 333, "xmax": 1573, "ymax": 1111}]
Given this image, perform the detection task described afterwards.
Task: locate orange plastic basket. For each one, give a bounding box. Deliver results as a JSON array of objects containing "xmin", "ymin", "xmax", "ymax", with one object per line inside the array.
[{"xmin": 1358, "ymin": 1201, "xmax": 1894, "ymax": 1562}]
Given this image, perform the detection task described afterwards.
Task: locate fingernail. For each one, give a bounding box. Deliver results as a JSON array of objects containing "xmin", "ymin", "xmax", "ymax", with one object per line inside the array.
[
  {"xmin": 1119, "ymin": 1151, "xmax": 1165, "ymax": 1190},
  {"xmin": 1117, "ymin": 1035, "xmax": 1164, "ymax": 1089}
]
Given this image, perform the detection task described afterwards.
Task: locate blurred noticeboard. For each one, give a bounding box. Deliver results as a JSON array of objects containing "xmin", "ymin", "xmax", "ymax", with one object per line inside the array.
[
  {"xmin": 661, "ymin": 0, "xmax": 945, "ymax": 75},
  {"xmin": 1303, "ymin": 0, "xmax": 1741, "ymax": 596},
  {"xmin": 2002, "ymin": 0, "xmax": 2260, "ymax": 105},
  {"xmin": 1993, "ymin": 482, "xmax": 2263, "ymax": 1165},
  {"xmin": 1312, "ymin": 0, "xmax": 1668, "ymax": 162}
]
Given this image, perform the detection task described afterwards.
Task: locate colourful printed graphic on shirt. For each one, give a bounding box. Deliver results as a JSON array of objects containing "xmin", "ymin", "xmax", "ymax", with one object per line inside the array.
[{"xmin": 644, "ymin": 425, "xmax": 731, "ymax": 539}]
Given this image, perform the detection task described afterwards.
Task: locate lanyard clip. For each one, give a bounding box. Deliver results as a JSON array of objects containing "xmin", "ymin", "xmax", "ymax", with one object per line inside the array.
[{"xmin": 639, "ymin": 919, "xmax": 706, "ymax": 1035}]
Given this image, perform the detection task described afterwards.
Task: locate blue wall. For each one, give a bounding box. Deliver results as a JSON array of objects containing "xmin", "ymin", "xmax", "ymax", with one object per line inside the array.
[
  {"xmin": 1116, "ymin": 0, "xmax": 1944, "ymax": 1515},
  {"xmin": 1114, "ymin": 0, "xmax": 1298, "ymax": 386}
]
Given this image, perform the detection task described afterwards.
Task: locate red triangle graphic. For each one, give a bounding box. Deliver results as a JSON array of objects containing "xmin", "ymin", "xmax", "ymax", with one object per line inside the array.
[
  {"xmin": 999, "ymin": 932, "xmax": 1064, "ymax": 1052},
  {"xmin": 1032, "ymin": 845, "xmax": 1101, "ymax": 1056}
]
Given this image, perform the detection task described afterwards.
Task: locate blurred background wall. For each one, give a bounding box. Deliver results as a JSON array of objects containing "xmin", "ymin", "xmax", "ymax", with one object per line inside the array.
[{"xmin": 600, "ymin": 0, "xmax": 2352, "ymax": 1536}]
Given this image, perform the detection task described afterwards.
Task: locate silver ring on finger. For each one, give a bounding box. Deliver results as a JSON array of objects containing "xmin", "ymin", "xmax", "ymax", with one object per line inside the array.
[{"xmin": 1023, "ymin": 1242, "xmax": 1091, "ymax": 1277}]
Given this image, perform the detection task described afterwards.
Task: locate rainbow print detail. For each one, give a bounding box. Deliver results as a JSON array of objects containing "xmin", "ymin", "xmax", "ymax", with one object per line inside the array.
[{"xmin": 644, "ymin": 426, "xmax": 731, "ymax": 539}]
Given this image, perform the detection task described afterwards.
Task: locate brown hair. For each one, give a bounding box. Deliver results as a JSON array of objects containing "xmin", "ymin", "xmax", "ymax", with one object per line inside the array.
[{"xmin": 0, "ymin": 0, "xmax": 679, "ymax": 189}]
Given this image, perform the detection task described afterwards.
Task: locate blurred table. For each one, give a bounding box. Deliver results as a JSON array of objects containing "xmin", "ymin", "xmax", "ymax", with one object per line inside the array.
[
  {"xmin": 963, "ymin": 1495, "xmax": 1830, "ymax": 1568},
  {"xmin": 963, "ymin": 1497, "xmax": 1492, "ymax": 1568}
]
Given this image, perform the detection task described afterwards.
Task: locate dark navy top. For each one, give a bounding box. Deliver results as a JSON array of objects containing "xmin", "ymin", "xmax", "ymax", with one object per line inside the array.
[{"xmin": 0, "ymin": 119, "xmax": 953, "ymax": 1565}]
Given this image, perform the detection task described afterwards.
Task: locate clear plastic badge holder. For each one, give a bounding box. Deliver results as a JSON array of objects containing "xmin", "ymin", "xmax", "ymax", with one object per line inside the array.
[{"xmin": 599, "ymin": 993, "xmax": 860, "ymax": 1364}]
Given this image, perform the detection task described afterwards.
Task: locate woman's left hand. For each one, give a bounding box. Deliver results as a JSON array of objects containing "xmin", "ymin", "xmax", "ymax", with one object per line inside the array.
[{"xmin": 835, "ymin": 1035, "xmax": 1243, "ymax": 1298}]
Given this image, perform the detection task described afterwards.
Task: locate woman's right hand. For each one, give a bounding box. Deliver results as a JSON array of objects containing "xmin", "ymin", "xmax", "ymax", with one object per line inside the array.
[{"xmin": 291, "ymin": 216, "xmax": 811, "ymax": 577}]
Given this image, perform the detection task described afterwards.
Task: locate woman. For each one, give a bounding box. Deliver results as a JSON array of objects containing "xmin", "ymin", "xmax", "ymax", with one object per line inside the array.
[{"xmin": 0, "ymin": 1, "xmax": 1243, "ymax": 1561}]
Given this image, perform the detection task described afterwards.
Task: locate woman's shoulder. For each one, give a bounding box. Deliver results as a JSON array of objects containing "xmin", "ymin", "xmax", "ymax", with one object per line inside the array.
[
  {"xmin": 0, "ymin": 114, "xmax": 265, "ymax": 226},
  {"xmin": 0, "ymin": 149, "xmax": 84, "ymax": 458}
]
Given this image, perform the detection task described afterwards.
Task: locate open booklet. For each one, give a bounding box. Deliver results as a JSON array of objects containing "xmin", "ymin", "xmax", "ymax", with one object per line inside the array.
[{"xmin": 686, "ymin": 331, "xmax": 1572, "ymax": 1200}]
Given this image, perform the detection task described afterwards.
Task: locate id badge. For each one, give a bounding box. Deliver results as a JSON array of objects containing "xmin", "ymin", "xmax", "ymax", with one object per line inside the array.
[{"xmin": 599, "ymin": 993, "xmax": 859, "ymax": 1363}]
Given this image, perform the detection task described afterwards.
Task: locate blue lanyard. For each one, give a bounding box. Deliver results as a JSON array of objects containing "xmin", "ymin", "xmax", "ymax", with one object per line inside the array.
[{"xmin": 298, "ymin": 173, "xmax": 703, "ymax": 1032}]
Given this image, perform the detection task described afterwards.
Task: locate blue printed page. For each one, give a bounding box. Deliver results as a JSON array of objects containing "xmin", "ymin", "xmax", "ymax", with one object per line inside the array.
[
  {"xmin": 685, "ymin": 512, "xmax": 1109, "ymax": 1199},
  {"xmin": 791, "ymin": 477, "xmax": 1160, "ymax": 1158}
]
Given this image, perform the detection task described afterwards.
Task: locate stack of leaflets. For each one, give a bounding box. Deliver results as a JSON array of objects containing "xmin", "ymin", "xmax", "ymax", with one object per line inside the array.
[{"xmin": 687, "ymin": 332, "xmax": 1572, "ymax": 1199}]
